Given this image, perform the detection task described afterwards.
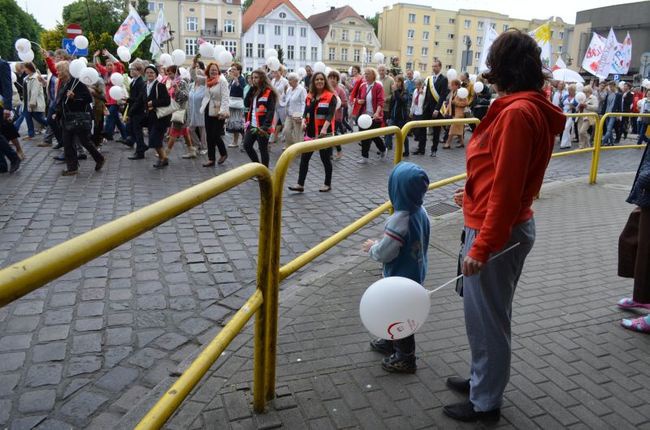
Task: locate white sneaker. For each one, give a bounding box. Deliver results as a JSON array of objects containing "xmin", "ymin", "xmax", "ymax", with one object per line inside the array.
[{"xmin": 357, "ymin": 158, "xmax": 368, "ymax": 164}]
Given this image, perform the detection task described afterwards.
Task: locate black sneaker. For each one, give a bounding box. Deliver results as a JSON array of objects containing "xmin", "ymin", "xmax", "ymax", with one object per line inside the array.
[
  {"xmin": 77, "ymin": 153, "xmax": 87, "ymax": 160},
  {"xmin": 430, "ymin": 151, "xmax": 437, "ymax": 157},
  {"xmin": 381, "ymin": 354, "xmax": 416, "ymax": 374},
  {"xmin": 443, "ymin": 401, "xmax": 500, "ymax": 423},
  {"xmin": 446, "ymin": 376, "xmax": 470, "ymax": 394},
  {"xmin": 369, "ymin": 338, "xmax": 394, "ymax": 355},
  {"xmin": 9, "ymin": 159, "xmax": 21, "ymax": 173}
]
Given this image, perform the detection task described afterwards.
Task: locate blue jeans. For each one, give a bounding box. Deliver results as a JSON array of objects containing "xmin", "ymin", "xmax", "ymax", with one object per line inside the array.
[
  {"xmin": 23, "ymin": 111, "xmax": 49, "ymax": 137},
  {"xmin": 103, "ymin": 104, "xmax": 128, "ymax": 140},
  {"xmin": 602, "ymin": 117, "xmax": 616, "ymax": 145},
  {"xmin": 638, "ymin": 122, "xmax": 650, "ymax": 144}
]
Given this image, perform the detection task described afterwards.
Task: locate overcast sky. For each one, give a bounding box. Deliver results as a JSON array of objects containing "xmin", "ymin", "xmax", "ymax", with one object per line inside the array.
[{"xmin": 22, "ymin": 0, "xmax": 641, "ymax": 30}]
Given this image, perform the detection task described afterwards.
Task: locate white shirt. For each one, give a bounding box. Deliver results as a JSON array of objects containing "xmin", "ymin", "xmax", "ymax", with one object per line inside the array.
[
  {"xmin": 283, "ymin": 85, "xmax": 307, "ymax": 118},
  {"xmin": 410, "ymin": 88, "xmax": 425, "ymax": 116},
  {"xmin": 251, "ymin": 96, "xmax": 258, "ymax": 127},
  {"xmin": 272, "ymin": 77, "xmax": 289, "ymax": 106},
  {"xmin": 365, "ymin": 83, "xmax": 375, "ymax": 116}
]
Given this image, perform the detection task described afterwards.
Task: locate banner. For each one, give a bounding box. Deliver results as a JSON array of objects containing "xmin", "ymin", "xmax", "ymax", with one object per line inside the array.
[
  {"xmin": 610, "ymin": 32, "xmax": 632, "ymax": 75},
  {"xmin": 596, "ymin": 28, "xmax": 618, "ymax": 78},
  {"xmin": 530, "ymin": 22, "xmax": 552, "ymax": 68},
  {"xmin": 478, "ymin": 22, "xmax": 498, "ymax": 73},
  {"xmin": 150, "ymin": 9, "xmax": 172, "ymax": 59},
  {"xmin": 113, "ymin": 5, "xmax": 151, "ymax": 53},
  {"xmin": 581, "ymin": 32, "xmax": 607, "ymax": 78}
]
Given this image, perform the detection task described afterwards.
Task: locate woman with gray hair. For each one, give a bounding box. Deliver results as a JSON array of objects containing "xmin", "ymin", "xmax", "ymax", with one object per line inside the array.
[{"xmin": 282, "ymin": 72, "xmax": 307, "ymax": 148}]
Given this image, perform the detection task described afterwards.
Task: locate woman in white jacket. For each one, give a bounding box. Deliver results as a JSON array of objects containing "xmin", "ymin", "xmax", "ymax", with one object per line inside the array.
[
  {"xmin": 577, "ymin": 86, "xmax": 599, "ymax": 149},
  {"xmin": 200, "ymin": 62, "xmax": 230, "ymax": 166},
  {"xmin": 22, "ymin": 63, "xmax": 48, "ymax": 139}
]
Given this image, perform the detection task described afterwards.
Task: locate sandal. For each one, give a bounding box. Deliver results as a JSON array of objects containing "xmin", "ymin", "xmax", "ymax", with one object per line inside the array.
[
  {"xmin": 621, "ymin": 316, "xmax": 650, "ymax": 333},
  {"xmin": 288, "ymin": 185, "xmax": 304, "ymax": 192},
  {"xmin": 319, "ymin": 186, "xmax": 331, "ymax": 193},
  {"xmin": 202, "ymin": 161, "xmax": 215, "ymax": 167},
  {"xmin": 617, "ymin": 298, "xmax": 650, "ymax": 310}
]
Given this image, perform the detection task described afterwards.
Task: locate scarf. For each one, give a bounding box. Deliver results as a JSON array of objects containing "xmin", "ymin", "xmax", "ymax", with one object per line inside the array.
[{"xmin": 207, "ymin": 76, "xmax": 220, "ymax": 88}]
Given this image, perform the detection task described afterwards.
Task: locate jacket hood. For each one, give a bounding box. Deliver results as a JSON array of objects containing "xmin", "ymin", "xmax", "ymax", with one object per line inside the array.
[
  {"xmin": 388, "ymin": 162, "xmax": 430, "ymax": 212},
  {"xmin": 489, "ymin": 90, "xmax": 566, "ymax": 135}
]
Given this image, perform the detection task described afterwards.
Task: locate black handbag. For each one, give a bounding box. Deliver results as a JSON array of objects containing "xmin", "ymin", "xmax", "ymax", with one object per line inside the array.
[{"xmin": 63, "ymin": 111, "xmax": 92, "ymax": 132}]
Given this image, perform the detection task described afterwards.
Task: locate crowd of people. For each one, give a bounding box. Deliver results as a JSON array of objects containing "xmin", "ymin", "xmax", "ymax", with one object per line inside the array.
[{"xmin": 1, "ymin": 45, "xmax": 649, "ymax": 177}]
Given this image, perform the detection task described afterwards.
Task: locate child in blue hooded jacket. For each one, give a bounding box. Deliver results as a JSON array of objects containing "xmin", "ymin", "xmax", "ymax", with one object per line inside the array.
[{"xmin": 362, "ymin": 162, "xmax": 430, "ymax": 373}]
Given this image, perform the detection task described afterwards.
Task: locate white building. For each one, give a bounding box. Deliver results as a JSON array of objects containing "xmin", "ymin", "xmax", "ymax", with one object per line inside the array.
[{"xmin": 241, "ymin": 0, "xmax": 322, "ymax": 73}]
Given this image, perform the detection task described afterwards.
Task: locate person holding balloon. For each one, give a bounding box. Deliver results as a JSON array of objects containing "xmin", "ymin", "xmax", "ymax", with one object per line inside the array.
[
  {"xmin": 200, "ymin": 62, "xmax": 230, "ymax": 166},
  {"xmin": 361, "ymin": 162, "xmax": 430, "ymax": 373},
  {"xmin": 124, "ymin": 61, "xmax": 147, "ymax": 159},
  {"xmin": 93, "ymin": 50, "xmax": 129, "ymax": 143},
  {"xmin": 443, "ymin": 30, "xmax": 565, "ymax": 423},
  {"xmin": 143, "ymin": 64, "xmax": 172, "ymax": 168},
  {"xmin": 442, "ymin": 79, "xmax": 469, "ymax": 149},
  {"xmin": 356, "ymin": 67, "xmax": 387, "ymax": 164},
  {"xmin": 576, "ymin": 86, "xmax": 599, "ymax": 149},
  {"xmin": 22, "ymin": 63, "xmax": 49, "ymax": 140}
]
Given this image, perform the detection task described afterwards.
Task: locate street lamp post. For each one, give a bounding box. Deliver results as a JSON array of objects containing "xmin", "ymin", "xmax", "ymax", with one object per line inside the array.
[{"xmin": 462, "ymin": 37, "xmax": 472, "ymax": 72}]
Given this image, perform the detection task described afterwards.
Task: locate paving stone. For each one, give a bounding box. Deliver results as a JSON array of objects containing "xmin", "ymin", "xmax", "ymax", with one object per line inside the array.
[
  {"xmin": 179, "ymin": 318, "xmax": 214, "ymax": 336},
  {"xmin": 12, "ymin": 301, "xmax": 44, "ymax": 316},
  {"xmin": 60, "ymin": 391, "xmax": 109, "ymax": 420},
  {"xmin": 6, "ymin": 316, "xmax": 40, "ymax": 333},
  {"xmin": 77, "ymin": 302, "xmax": 105, "ymax": 317},
  {"xmin": 32, "ymin": 342, "xmax": 66, "ymax": 362},
  {"xmin": 112, "ymin": 385, "xmax": 151, "ymax": 413},
  {"xmin": 9, "ymin": 415, "xmax": 47, "ymax": 430},
  {"xmin": 0, "ymin": 334, "xmax": 32, "ymax": 351},
  {"xmin": 0, "ymin": 374, "xmax": 20, "ymax": 396},
  {"xmin": 38, "ymin": 325, "xmax": 70, "ymax": 342},
  {"xmin": 72, "ymin": 333, "xmax": 102, "ymax": 354},
  {"xmin": 18, "ymin": 390, "xmax": 56, "ymax": 413},
  {"xmin": 67, "ymin": 356, "xmax": 102, "ymax": 376},
  {"xmin": 104, "ymin": 346, "xmax": 133, "ymax": 368},
  {"xmin": 95, "ymin": 366, "xmax": 140, "ymax": 392},
  {"xmin": 106, "ymin": 327, "xmax": 133, "ymax": 346},
  {"xmin": 25, "ymin": 363, "xmax": 63, "ymax": 387}
]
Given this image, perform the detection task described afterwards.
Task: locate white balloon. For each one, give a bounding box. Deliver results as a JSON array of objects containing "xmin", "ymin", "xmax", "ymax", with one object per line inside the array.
[
  {"xmin": 457, "ymin": 87, "xmax": 469, "ymax": 99},
  {"xmin": 618, "ymin": 81, "xmax": 626, "ymax": 90},
  {"xmin": 575, "ymin": 92, "xmax": 586, "ymax": 103},
  {"xmin": 473, "ymin": 81, "xmax": 484, "ymax": 93},
  {"xmin": 357, "ymin": 114, "xmax": 372, "ymax": 129},
  {"xmin": 297, "ymin": 67, "xmax": 306, "ymax": 78},
  {"xmin": 110, "ymin": 72, "xmax": 124, "ymax": 86},
  {"xmin": 80, "ymin": 57, "xmax": 88, "ymax": 65},
  {"xmin": 79, "ymin": 67, "xmax": 99, "ymax": 85},
  {"xmin": 10, "ymin": 62, "xmax": 16, "ymax": 73},
  {"xmin": 359, "ymin": 277, "xmax": 430, "ymax": 340},
  {"xmin": 413, "ymin": 71, "xmax": 420, "ymax": 79},
  {"xmin": 214, "ymin": 45, "xmax": 226, "ymax": 56},
  {"xmin": 638, "ymin": 99, "xmax": 646, "ymax": 111},
  {"xmin": 313, "ymin": 61, "xmax": 326, "ymax": 74},
  {"xmin": 69, "ymin": 59, "xmax": 86, "ymax": 78},
  {"xmin": 348, "ymin": 66, "xmax": 353, "ymax": 75},
  {"xmin": 179, "ymin": 67, "xmax": 190, "ymax": 80},
  {"xmin": 74, "ymin": 35, "xmax": 89, "ymax": 50},
  {"xmin": 469, "ymin": 74, "xmax": 477, "ymax": 83},
  {"xmin": 265, "ymin": 48, "xmax": 278, "ymax": 60},
  {"xmin": 643, "ymin": 79, "xmax": 650, "ymax": 90},
  {"xmin": 171, "ymin": 49, "xmax": 186, "ymax": 66},
  {"xmin": 267, "ymin": 57, "xmax": 280, "ymax": 72},
  {"xmin": 324, "ymin": 67, "xmax": 332, "ymax": 76},
  {"xmin": 159, "ymin": 53, "xmax": 173, "ymax": 67},
  {"xmin": 109, "ymin": 85, "xmax": 124, "ymax": 101},
  {"xmin": 446, "ymin": 68, "xmax": 458, "ymax": 80},
  {"xmin": 217, "ymin": 50, "xmax": 233, "ymax": 67},
  {"xmin": 335, "ymin": 95, "xmax": 341, "ymax": 111},
  {"xmin": 18, "ymin": 49, "xmax": 34, "ymax": 63},
  {"xmin": 14, "ymin": 38, "xmax": 31, "ymax": 53},
  {"xmin": 198, "ymin": 42, "xmax": 214, "ymax": 58},
  {"xmin": 575, "ymin": 82, "xmax": 584, "ymax": 92},
  {"xmin": 11, "ymin": 72, "xmax": 17, "ymax": 83},
  {"xmin": 117, "ymin": 46, "xmax": 131, "ymax": 62},
  {"xmin": 373, "ymin": 52, "xmax": 385, "ymax": 64}
]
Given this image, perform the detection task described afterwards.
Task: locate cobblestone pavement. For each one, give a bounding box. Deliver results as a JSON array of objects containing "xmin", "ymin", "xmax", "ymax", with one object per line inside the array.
[
  {"xmin": 151, "ymin": 172, "xmax": 650, "ymax": 429},
  {"xmin": 0, "ymin": 126, "xmax": 645, "ymax": 429}
]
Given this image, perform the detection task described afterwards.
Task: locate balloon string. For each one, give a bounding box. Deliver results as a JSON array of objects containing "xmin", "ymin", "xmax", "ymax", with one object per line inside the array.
[{"xmin": 426, "ymin": 242, "xmax": 521, "ymax": 296}]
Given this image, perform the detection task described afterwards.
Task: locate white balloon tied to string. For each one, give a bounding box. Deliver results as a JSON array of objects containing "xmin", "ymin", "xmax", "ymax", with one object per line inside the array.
[
  {"xmin": 15, "ymin": 38, "xmax": 31, "ymax": 53},
  {"xmin": 110, "ymin": 72, "xmax": 124, "ymax": 86},
  {"xmin": 117, "ymin": 46, "xmax": 131, "ymax": 62},
  {"xmin": 473, "ymin": 81, "xmax": 484, "ymax": 93},
  {"xmin": 324, "ymin": 67, "xmax": 332, "ymax": 76},
  {"xmin": 79, "ymin": 67, "xmax": 100, "ymax": 86},
  {"xmin": 575, "ymin": 92, "xmax": 586, "ymax": 104},
  {"xmin": 447, "ymin": 68, "xmax": 458, "ymax": 80},
  {"xmin": 69, "ymin": 59, "xmax": 86, "ymax": 78},
  {"xmin": 297, "ymin": 67, "xmax": 306, "ymax": 79},
  {"xmin": 74, "ymin": 35, "xmax": 89, "ymax": 50},
  {"xmin": 198, "ymin": 42, "xmax": 214, "ymax": 58},
  {"xmin": 313, "ymin": 61, "xmax": 326, "ymax": 74},
  {"xmin": 159, "ymin": 53, "xmax": 173, "ymax": 67},
  {"xmin": 457, "ymin": 88, "xmax": 469, "ymax": 99},
  {"xmin": 373, "ymin": 52, "xmax": 384, "ymax": 64},
  {"xmin": 214, "ymin": 45, "xmax": 226, "ymax": 58},
  {"xmin": 265, "ymin": 48, "xmax": 278, "ymax": 60},
  {"xmin": 266, "ymin": 57, "xmax": 280, "ymax": 72},
  {"xmin": 18, "ymin": 49, "xmax": 35, "ymax": 62},
  {"xmin": 171, "ymin": 49, "xmax": 186, "ymax": 66},
  {"xmin": 413, "ymin": 71, "xmax": 420, "ymax": 79},
  {"xmin": 217, "ymin": 50, "xmax": 233, "ymax": 67},
  {"xmin": 109, "ymin": 85, "xmax": 124, "ymax": 101},
  {"xmin": 357, "ymin": 114, "xmax": 372, "ymax": 129}
]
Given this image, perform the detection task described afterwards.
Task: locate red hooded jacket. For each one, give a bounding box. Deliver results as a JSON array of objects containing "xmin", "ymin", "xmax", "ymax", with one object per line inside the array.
[{"xmin": 463, "ymin": 91, "xmax": 565, "ymax": 263}]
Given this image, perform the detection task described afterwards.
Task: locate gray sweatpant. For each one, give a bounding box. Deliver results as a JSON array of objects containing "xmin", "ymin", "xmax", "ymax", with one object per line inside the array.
[{"xmin": 460, "ymin": 218, "xmax": 536, "ymax": 412}]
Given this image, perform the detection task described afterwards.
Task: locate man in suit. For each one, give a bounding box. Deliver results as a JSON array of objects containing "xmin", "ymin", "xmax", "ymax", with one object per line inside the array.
[
  {"xmin": 122, "ymin": 60, "xmax": 147, "ymax": 159},
  {"xmin": 420, "ymin": 60, "xmax": 449, "ymax": 157},
  {"xmin": 620, "ymin": 82, "xmax": 634, "ymax": 141},
  {"xmin": 0, "ymin": 59, "xmax": 21, "ymax": 173},
  {"xmin": 601, "ymin": 81, "xmax": 622, "ymax": 146}
]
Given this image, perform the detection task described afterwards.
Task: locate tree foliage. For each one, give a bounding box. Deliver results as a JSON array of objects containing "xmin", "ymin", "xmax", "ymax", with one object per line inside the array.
[
  {"xmin": 0, "ymin": 0, "xmax": 44, "ymax": 62},
  {"xmin": 366, "ymin": 13, "xmax": 379, "ymax": 36},
  {"xmin": 242, "ymin": 0, "xmax": 253, "ymax": 13}
]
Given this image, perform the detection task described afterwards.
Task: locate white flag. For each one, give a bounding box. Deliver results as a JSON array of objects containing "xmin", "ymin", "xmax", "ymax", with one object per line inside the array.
[
  {"xmin": 552, "ymin": 57, "xmax": 567, "ymax": 71},
  {"xmin": 478, "ymin": 23, "xmax": 498, "ymax": 73},
  {"xmin": 581, "ymin": 32, "xmax": 607, "ymax": 78},
  {"xmin": 529, "ymin": 22, "xmax": 552, "ymax": 68},
  {"xmin": 596, "ymin": 28, "xmax": 618, "ymax": 79},
  {"xmin": 150, "ymin": 9, "xmax": 172, "ymax": 59},
  {"xmin": 609, "ymin": 32, "xmax": 632, "ymax": 75}
]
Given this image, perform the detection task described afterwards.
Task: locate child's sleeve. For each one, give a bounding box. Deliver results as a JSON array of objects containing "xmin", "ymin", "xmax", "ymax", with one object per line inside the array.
[{"xmin": 369, "ymin": 212, "xmax": 410, "ymax": 263}]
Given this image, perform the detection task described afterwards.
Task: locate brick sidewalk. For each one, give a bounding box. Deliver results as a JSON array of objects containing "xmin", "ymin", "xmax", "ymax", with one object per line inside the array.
[{"xmin": 119, "ymin": 172, "xmax": 650, "ymax": 430}]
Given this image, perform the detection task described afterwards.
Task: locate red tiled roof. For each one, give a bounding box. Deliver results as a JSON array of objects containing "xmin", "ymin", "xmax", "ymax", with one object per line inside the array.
[
  {"xmin": 243, "ymin": 0, "xmax": 307, "ymax": 33},
  {"xmin": 307, "ymin": 6, "xmax": 365, "ymax": 41}
]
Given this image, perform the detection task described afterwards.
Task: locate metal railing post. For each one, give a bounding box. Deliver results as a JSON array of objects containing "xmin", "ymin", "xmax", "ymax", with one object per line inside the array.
[{"xmin": 589, "ymin": 113, "xmax": 606, "ymax": 184}]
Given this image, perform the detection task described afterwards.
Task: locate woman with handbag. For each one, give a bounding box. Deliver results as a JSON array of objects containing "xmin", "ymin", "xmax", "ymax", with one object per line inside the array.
[
  {"xmin": 243, "ymin": 69, "xmax": 277, "ymax": 167},
  {"xmin": 287, "ymin": 72, "xmax": 337, "ymax": 193},
  {"xmin": 200, "ymin": 63, "xmax": 230, "ymax": 166},
  {"xmin": 163, "ymin": 66, "xmax": 195, "ymax": 158},
  {"xmin": 144, "ymin": 65, "xmax": 172, "ymax": 169},
  {"xmin": 617, "ymin": 138, "xmax": 650, "ymax": 333},
  {"xmin": 226, "ymin": 63, "xmax": 246, "ymax": 150},
  {"xmin": 54, "ymin": 61, "xmax": 105, "ymax": 176}
]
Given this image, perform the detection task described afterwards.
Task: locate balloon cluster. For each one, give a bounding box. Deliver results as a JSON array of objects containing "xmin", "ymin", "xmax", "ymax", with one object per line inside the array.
[
  {"xmin": 14, "ymin": 39, "xmax": 34, "ymax": 62},
  {"xmin": 108, "ymin": 73, "xmax": 127, "ymax": 101},
  {"xmin": 195, "ymin": 41, "xmax": 233, "ymax": 69}
]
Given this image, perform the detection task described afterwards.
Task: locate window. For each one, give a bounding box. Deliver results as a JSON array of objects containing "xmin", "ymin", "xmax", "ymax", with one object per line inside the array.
[
  {"xmin": 478, "ymin": 21, "xmax": 484, "ymax": 29},
  {"xmin": 279, "ymin": 12, "xmax": 286, "ymax": 18},
  {"xmin": 184, "ymin": 39, "xmax": 197, "ymax": 56},
  {"xmin": 407, "ymin": 29, "xmax": 414, "ymax": 39},
  {"xmin": 246, "ymin": 67, "xmax": 253, "ymax": 73},
  {"xmin": 475, "ymin": 51, "xmax": 481, "ymax": 59},
  {"xmin": 186, "ymin": 17, "xmax": 198, "ymax": 32},
  {"xmin": 224, "ymin": 19, "xmax": 235, "ymax": 33},
  {"xmin": 299, "ymin": 46, "xmax": 306, "ymax": 60},
  {"xmin": 342, "ymin": 30, "xmax": 348, "ymax": 41},
  {"xmin": 223, "ymin": 40, "xmax": 237, "ymax": 56},
  {"xmin": 287, "ymin": 45, "xmax": 294, "ymax": 59},
  {"xmin": 354, "ymin": 49, "xmax": 360, "ymax": 62},
  {"xmin": 158, "ymin": 2, "xmax": 163, "ymax": 10},
  {"xmin": 147, "ymin": 2, "xmax": 155, "ymax": 12},
  {"xmin": 300, "ymin": 27, "xmax": 307, "ymax": 37},
  {"xmin": 448, "ymin": 33, "xmax": 454, "ymax": 39},
  {"xmin": 341, "ymin": 48, "xmax": 348, "ymax": 61},
  {"xmin": 330, "ymin": 29, "xmax": 335, "ymax": 39},
  {"xmin": 477, "ymin": 36, "xmax": 483, "ymax": 46},
  {"xmin": 258, "ymin": 24, "xmax": 265, "ymax": 34},
  {"xmin": 274, "ymin": 44, "xmax": 281, "ymax": 52},
  {"xmin": 405, "ymin": 62, "xmax": 413, "ymax": 70},
  {"xmin": 503, "ymin": 24, "xmax": 509, "ymax": 32},
  {"xmin": 551, "ymin": 30, "xmax": 555, "ymax": 38},
  {"xmin": 446, "ymin": 49, "xmax": 453, "ymax": 54},
  {"xmin": 408, "ymin": 13, "xmax": 416, "ymax": 23},
  {"xmin": 435, "ymin": 25, "xmax": 440, "ymax": 31},
  {"xmin": 422, "ymin": 31, "xmax": 429, "ymax": 40},
  {"xmin": 434, "ymin": 41, "xmax": 439, "ymax": 46},
  {"xmin": 274, "ymin": 25, "xmax": 281, "ymax": 36},
  {"xmin": 288, "ymin": 27, "xmax": 294, "ymax": 36},
  {"xmin": 474, "ymin": 66, "xmax": 479, "ymax": 74},
  {"xmin": 354, "ymin": 31, "xmax": 361, "ymax": 42},
  {"xmin": 464, "ymin": 20, "xmax": 471, "ymax": 29},
  {"xmin": 311, "ymin": 47, "xmax": 318, "ymax": 61},
  {"xmin": 449, "ymin": 18, "xmax": 455, "ymax": 24},
  {"xmin": 329, "ymin": 47, "xmax": 336, "ymax": 61},
  {"xmin": 245, "ymin": 43, "xmax": 253, "ymax": 57},
  {"xmin": 559, "ymin": 31, "xmax": 564, "ymax": 39},
  {"xmin": 421, "ymin": 47, "xmax": 428, "ymax": 56},
  {"xmin": 423, "ymin": 15, "xmax": 430, "ymax": 25},
  {"xmin": 406, "ymin": 46, "xmax": 413, "ymax": 56},
  {"xmin": 490, "ymin": 23, "xmax": 496, "ymax": 29},
  {"xmin": 366, "ymin": 50, "xmax": 373, "ymax": 63},
  {"xmin": 463, "ymin": 35, "xmax": 470, "ymax": 44},
  {"xmin": 419, "ymin": 63, "xmax": 427, "ymax": 72},
  {"xmin": 558, "ymin": 46, "xmax": 563, "ymax": 53},
  {"xmin": 446, "ymin": 65, "xmax": 451, "ymax": 70},
  {"xmin": 367, "ymin": 32, "xmax": 372, "ymax": 42},
  {"xmin": 257, "ymin": 43, "xmax": 265, "ymax": 58}
]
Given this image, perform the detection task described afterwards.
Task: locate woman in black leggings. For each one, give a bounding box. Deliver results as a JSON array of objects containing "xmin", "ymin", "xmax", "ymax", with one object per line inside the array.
[{"xmin": 242, "ymin": 69, "xmax": 277, "ymax": 167}]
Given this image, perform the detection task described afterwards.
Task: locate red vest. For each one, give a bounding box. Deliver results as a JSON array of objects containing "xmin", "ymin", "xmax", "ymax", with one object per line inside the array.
[
  {"xmin": 306, "ymin": 90, "xmax": 336, "ymax": 136},
  {"xmin": 247, "ymin": 87, "xmax": 273, "ymax": 127}
]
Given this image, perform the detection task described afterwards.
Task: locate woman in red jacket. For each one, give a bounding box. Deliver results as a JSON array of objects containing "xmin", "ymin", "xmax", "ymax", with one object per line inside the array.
[
  {"xmin": 355, "ymin": 67, "xmax": 386, "ymax": 164},
  {"xmin": 444, "ymin": 30, "xmax": 565, "ymax": 423}
]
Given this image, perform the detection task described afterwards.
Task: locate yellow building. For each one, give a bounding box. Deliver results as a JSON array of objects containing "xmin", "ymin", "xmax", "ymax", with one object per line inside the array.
[
  {"xmin": 308, "ymin": 6, "xmax": 381, "ymax": 72},
  {"xmin": 378, "ymin": 4, "xmax": 573, "ymax": 75}
]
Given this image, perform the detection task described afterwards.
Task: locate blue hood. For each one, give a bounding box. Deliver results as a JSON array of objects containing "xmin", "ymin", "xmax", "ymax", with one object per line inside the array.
[{"xmin": 388, "ymin": 162, "xmax": 430, "ymax": 212}]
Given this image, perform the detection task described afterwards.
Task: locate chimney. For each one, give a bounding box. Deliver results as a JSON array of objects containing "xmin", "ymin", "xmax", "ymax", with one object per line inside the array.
[{"xmin": 330, "ymin": 6, "xmax": 335, "ymax": 10}]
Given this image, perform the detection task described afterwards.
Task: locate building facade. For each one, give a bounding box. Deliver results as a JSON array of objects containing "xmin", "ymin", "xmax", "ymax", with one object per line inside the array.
[
  {"xmin": 144, "ymin": 0, "xmax": 242, "ymax": 62},
  {"xmin": 566, "ymin": 1, "xmax": 650, "ymax": 78},
  {"xmin": 308, "ymin": 6, "xmax": 381, "ymax": 72},
  {"xmin": 241, "ymin": 0, "xmax": 322, "ymax": 73}
]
